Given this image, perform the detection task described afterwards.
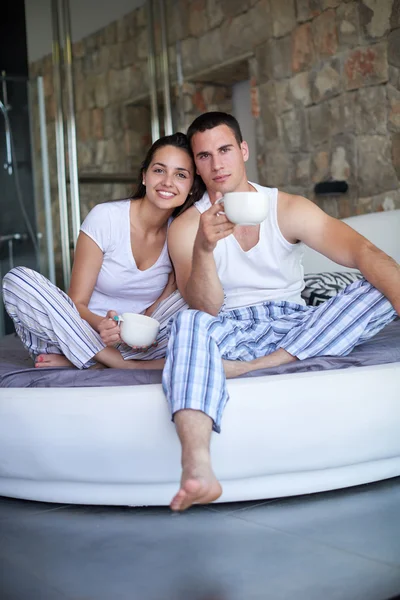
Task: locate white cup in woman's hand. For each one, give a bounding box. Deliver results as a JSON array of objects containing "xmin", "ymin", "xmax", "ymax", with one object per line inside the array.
[{"xmin": 114, "ymin": 312, "xmax": 160, "ymax": 347}]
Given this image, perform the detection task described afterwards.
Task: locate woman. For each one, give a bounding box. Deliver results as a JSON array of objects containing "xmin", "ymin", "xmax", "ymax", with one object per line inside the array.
[{"xmin": 2, "ymin": 132, "xmax": 200, "ymax": 370}]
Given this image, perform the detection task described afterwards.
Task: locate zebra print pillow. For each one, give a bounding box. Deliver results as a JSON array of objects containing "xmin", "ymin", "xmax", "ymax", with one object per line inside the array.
[{"xmin": 301, "ymin": 271, "xmax": 364, "ymax": 306}]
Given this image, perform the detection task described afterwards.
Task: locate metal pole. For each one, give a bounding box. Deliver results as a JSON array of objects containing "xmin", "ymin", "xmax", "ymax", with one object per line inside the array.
[
  {"xmin": 37, "ymin": 76, "xmax": 56, "ymax": 284},
  {"xmin": 175, "ymin": 40, "xmax": 185, "ymax": 131},
  {"xmin": 62, "ymin": 0, "xmax": 81, "ymax": 246},
  {"xmin": 147, "ymin": 0, "xmax": 160, "ymax": 142},
  {"xmin": 159, "ymin": 0, "xmax": 173, "ymax": 135},
  {"xmin": 0, "ymin": 258, "xmax": 4, "ymax": 337},
  {"xmin": 27, "ymin": 78, "xmax": 42, "ymax": 271},
  {"xmin": 51, "ymin": 0, "xmax": 71, "ymax": 289},
  {"xmin": 8, "ymin": 240, "xmax": 14, "ymax": 270},
  {"xmin": 0, "ymin": 74, "xmax": 13, "ymax": 175}
]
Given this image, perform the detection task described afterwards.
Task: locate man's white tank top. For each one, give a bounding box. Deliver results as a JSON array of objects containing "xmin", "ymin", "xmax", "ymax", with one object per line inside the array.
[{"xmin": 194, "ymin": 183, "xmax": 305, "ymax": 310}]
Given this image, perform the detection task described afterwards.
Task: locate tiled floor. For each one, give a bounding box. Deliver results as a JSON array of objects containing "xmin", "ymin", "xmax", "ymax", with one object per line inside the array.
[{"xmin": 1, "ymin": 478, "xmax": 400, "ymax": 600}]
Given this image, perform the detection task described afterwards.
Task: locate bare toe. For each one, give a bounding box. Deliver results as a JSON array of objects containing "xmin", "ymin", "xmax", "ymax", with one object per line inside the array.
[
  {"xmin": 35, "ymin": 354, "xmax": 74, "ymax": 368},
  {"xmin": 170, "ymin": 477, "xmax": 222, "ymax": 512}
]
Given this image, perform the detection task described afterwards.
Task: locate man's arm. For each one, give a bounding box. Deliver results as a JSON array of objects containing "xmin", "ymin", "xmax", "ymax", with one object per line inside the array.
[
  {"xmin": 279, "ymin": 192, "xmax": 400, "ymax": 315},
  {"xmin": 144, "ymin": 271, "xmax": 177, "ymax": 316},
  {"xmin": 168, "ymin": 203, "xmax": 235, "ymax": 315}
]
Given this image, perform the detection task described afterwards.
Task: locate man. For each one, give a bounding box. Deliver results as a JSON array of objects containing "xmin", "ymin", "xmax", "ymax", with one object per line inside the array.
[{"xmin": 165, "ymin": 112, "xmax": 400, "ymax": 512}]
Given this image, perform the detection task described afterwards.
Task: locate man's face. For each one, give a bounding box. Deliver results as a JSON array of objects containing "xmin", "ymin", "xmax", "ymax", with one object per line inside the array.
[{"xmin": 190, "ymin": 124, "xmax": 249, "ymax": 199}]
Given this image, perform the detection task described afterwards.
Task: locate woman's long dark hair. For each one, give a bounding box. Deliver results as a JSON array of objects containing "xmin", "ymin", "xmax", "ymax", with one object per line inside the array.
[{"xmin": 132, "ymin": 132, "xmax": 205, "ymax": 217}]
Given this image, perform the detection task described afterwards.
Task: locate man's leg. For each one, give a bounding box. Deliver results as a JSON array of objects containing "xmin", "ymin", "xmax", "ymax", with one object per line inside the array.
[
  {"xmin": 226, "ymin": 279, "xmax": 397, "ymax": 376},
  {"xmin": 163, "ymin": 309, "xmax": 238, "ymax": 510},
  {"xmin": 163, "ymin": 304, "xmax": 303, "ymax": 510},
  {"xmin": 170, "ymin": 409, "xmax": 222, "ymax": 511},
  {"xmin": 281, "ymin": 279, "xmax": 397, "ymax": 360},
  {"xmin": 223, "ymin": 348, "xmax": 296, "ymax": 378}
]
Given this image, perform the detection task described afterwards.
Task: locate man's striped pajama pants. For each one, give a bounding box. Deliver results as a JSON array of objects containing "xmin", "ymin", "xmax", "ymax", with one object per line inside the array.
[{"xmin": 162, "ymin": 279, "xmax": 397, "ymax": 432}]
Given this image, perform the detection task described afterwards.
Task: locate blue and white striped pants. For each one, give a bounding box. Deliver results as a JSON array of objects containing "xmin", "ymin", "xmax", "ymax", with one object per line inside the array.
[
  {"xmin": 2, "ymin": 267, "xmax": 188, "ymax": 368},
  {"xmin": 162, "ymin": 279, "xmax": 397, "ymax": 432}
]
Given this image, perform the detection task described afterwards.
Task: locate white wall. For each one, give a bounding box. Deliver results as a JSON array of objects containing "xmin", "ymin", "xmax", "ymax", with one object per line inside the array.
[
  {"xmin": 232, "ymin": 80, "xmax": 258, "ymax": 182},
  {"xmin": 24, "ymin": 0, "xmax": 146, "ymax": 62}
]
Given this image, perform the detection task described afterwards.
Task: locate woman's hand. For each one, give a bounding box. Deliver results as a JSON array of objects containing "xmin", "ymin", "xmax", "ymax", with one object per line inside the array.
[
  {"xmin": 130, "ymin": 341, "xmax": 158, "ymax": 352},
  {"xmin": 98, "ymin": 310, "xmax": 122, "ymax": 346}
]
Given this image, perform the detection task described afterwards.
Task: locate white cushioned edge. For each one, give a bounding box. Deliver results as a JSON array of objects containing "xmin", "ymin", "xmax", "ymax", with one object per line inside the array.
[
  {"xmin": 1, "ymin": 362, "xmax": 399, "ymax": 505},
  {"xmin": 1, "ymin": 209, "xmax": 399, "ymax": 506},
  {"xmin": 303, "ymin": 209, "xmax": 400, "ymax": 274}
]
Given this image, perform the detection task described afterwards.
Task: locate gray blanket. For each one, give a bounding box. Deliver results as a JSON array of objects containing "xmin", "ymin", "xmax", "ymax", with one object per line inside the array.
[{"xmin": 1, "ymin": 320, "xmax": 399, "ymax": 388}]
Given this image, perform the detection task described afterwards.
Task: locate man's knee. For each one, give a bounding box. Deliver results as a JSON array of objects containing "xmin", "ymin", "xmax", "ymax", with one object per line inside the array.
[{"xmin": 173, "ymin": 308, "xmax": 214, "ymax": 330}]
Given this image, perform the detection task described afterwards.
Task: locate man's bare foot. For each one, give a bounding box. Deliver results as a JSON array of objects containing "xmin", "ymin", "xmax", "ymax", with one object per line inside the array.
[
  {"xmin": 223, "ymin": 359, "xmax": 254, "ymax": 378},
  {"xmin": 223, "ymin": 348, "xmax": 297, "ymax": 378},
  {"xmin": 35, "ymin": 354, "xmax": 74, "ymax": 368},
  {"xmin": 170, "ymin": 468, "xmax": 222, "ymax": 512}
]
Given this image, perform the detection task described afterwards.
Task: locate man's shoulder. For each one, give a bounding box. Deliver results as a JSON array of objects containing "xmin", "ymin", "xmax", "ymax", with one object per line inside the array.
[
  {"xmin": 277, "ymin": 189, "xmax": 307, "ymax": 210},
  {"xmin": 169, "ymin": 206, "xmax": 200, "ymax": 244},
  {"xmin": 171, "ymin": 205, "xmax": 200, "ymax": 229}
]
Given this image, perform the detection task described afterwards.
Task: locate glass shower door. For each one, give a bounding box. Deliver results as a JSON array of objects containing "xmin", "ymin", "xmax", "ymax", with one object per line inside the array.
[{"xmin": 0, "ymin": 74, "xmax": 39, "ymax": 335}]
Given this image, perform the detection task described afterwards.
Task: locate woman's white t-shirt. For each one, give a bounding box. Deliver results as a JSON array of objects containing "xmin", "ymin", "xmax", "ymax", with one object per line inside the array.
[{"xmin": 80, "ymin": 200, "xmax": 172, "ymax": 317}]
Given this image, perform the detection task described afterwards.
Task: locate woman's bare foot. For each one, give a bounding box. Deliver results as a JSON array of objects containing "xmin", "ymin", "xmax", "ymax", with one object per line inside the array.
[
  {"xmin": 35, "ymin": 354, "xmax": 74, "ymax": 368},
  {"xmin": 35, "ymin": 354, "xmax": 107, "ymax": 369},
  {"xmin": 89, "ymin": 362, "xmax": 107, "ymax": 370},
  {"xmin": 170, "ymin": 466, "xmax": 222, "ymax": 512}
]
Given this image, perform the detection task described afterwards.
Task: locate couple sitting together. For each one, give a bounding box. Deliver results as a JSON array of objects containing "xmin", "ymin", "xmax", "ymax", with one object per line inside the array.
[{"xmin": 3, "ymin": 112, "xmax": 400, "ymax": 511}]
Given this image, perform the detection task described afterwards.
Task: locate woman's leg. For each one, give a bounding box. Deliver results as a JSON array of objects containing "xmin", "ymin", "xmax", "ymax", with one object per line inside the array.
[
  {"xmin": 2, "ymin": 266, "xmax": 171, "ymax": 371},
  {"xmin": 2, "ymin": 267, "xmax": 105, "ymax": 368}
]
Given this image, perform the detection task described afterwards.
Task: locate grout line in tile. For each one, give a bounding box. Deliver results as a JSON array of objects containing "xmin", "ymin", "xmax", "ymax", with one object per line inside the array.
[
  {"xmin": 226, "ymin": 509, "xmax": 400, "ymax": 571},
  {"xmin": 0, "ymin": 541, "xmax": 70, "ymax": 598},
  {"xmin": 206, "ymin": 499, "xmax": 277, "ymax": 514},
  {"xmin": 0, "ymin": 503, "xmax": 71, "ymax": 521}
]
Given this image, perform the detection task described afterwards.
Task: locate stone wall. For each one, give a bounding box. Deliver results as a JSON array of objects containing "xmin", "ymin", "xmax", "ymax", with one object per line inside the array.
[
  {"xmin": 30, "ymin": 0, "xmax": 400, "ymax": 275},
  {"xmin": 252, "ymin": 0, "xmax": 400, "ymax": 218}
]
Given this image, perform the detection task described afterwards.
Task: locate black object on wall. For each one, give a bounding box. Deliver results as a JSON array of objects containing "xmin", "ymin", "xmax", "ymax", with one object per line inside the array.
[
  {"xmin": 314, "ymin": 180, "xmax": 349, "ymax": 196},
  {"xmin": 0, "ymin": 0, "xmax": 37, "ymax": 335}
]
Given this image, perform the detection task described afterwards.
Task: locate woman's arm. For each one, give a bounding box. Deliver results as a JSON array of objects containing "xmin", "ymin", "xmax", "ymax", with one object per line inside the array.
[
  {"xmin": 69, "ymin": 232, "xmax": 122, "ymax": 346},
  {"xmin": 68, "ymin": 232, "xmax": 107, "ymax": 331}
]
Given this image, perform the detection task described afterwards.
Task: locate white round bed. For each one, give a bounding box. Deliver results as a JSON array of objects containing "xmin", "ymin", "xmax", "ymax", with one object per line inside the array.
[{"xmin": 0, "ymin": 209, "xmax": 399, "ymax": 506}]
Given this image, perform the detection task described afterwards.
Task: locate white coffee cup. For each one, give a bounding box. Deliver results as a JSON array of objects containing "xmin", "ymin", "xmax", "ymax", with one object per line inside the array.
[
  {"xmin": 218, "ymin": 191, "xmax": 269, "ymax": 225},
  {"xmin": 116, "ymin": 313, "xmax": 160, "ymax": 347}
]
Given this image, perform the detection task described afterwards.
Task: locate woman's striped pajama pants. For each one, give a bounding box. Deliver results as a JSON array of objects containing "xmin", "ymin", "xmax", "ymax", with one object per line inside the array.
[{"xmin": 2, "ymin": 267, "xmax": 188, "ymax": 367}]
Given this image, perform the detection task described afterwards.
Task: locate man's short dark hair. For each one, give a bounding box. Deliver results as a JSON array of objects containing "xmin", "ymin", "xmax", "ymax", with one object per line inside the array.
[{"xmin": 187, "ymin": 112, "xmax": 243, "ymax": 147}]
